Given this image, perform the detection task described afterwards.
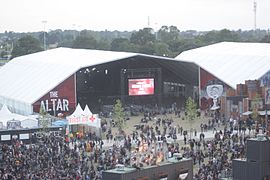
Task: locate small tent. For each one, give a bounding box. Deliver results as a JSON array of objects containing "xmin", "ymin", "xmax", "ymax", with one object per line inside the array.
[
  {"xmin": 67, "ymin": 104, "xmax": 101, "ymax": 128},
  {"xmin": 0, "ymin": 104, "xmax": 38, "ymax": 128},
  {"xmin": 0, "ymin": 104, "xmax": 13, "ymax": 126}
]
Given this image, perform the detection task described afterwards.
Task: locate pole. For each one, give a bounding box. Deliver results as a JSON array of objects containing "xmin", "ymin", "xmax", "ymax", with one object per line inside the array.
[
  {"xmin": 198, "ymin": 66, "xmax": 201, "ymax": 108},
  {"xmin": 42, "ymin": 20, "xmax": 47, "ymax": 50},
  {"xmin": 265, "ymin": 105, "xmax": 268, "ymax": 135},
  {"xmin": 253, "ymin": 1, "xmax": 257, "ymax": 31}
]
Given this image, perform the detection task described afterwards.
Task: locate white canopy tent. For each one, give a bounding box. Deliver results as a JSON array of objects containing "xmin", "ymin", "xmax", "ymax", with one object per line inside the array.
[
  {"xmin": 0, "ymin": 104, "xmax": 38, "ymax": 128},
  {"xmin": 83, "ymin": 104, "xmax": 93, "ymax": 116},
  {"xmin": 67, "ymin": 104, "xmax": 100, "ymax": 128},
  {"xmin": 69, "ymin": 103, "xmax": 84, "ymax": 118},
  {"xmin": 0, "ymin": 104, "xmax": 12, "ymax": 126}
]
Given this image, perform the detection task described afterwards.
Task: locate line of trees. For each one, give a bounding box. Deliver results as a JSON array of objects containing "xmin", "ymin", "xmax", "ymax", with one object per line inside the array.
[{"xmin": 0, "ymin": 26, "xmax": 270, "ymax": 59}]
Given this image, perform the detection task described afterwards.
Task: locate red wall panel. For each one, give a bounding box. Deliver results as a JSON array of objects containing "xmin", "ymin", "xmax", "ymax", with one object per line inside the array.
[{"xmin": 33, "ymin": 74, "xmax": 76, "ymax": 116}]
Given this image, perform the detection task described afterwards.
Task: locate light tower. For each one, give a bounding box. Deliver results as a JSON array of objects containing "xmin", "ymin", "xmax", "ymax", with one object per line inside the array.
[
  {"xmin": 42, "ymin": 20, "xmax": 47, "ymax": 50},
  {"xmin": 253, "ymin": 0, "xmax": 257, "ymax": 31}
]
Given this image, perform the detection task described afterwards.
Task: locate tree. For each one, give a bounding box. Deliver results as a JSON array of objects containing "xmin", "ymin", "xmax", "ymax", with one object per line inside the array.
[
  {"xmin": 260, "ymin": 35, "xmax": 270, "ymax": 43},
  {"xmin": 154, "ymin": 42, "xmax": 172, "ymax": 57},
  {"xmin": 168, "ymin": 26, "xmax": 180, "ymax": 41},
  {"xmin": 157, "ymin": 25, "xmax": 180, "ymax": 43},
  {"xmin": 169, "ymin": 38, "xmax": 202, "ymax": 57},
  {"xmin": 113, "ymin": 99, "xmax": 125, "ymax": 134},
  {"xmin": 59, "ymin": 33, "xmax": 74, "ymax": 47},
  {"xmin": 97, "ymin": 38, "xmax": 110, "ymax": 50},
  {"xmin": 185, "ymin": 97, "xmax": 197, "ymax": 139},
  {"xmin": 11, "ymin": 35, "xmax": 43, "ymax": 58},
  {"xmin": 130, "ymin": 28, "xmax": 156, "ymax": 46},
  {"xmin": 251, "ymin": 94, "xmax": 261, "ymax": 124},
  {"xmin": 198, "ymin": 29, "xmax": 240, "ymax": 44},
  {"xmin": 111, "ymin": 38, "xmax": 130, "ymax": 51},
  {"xmin": 46, "ymin": 29, "xmax": 63, "ymax": 44},
  {"xmin": 138, "ymin": 41, "xmax": 155, "ymax": 55},
  {"xmin": 158, "ymin": 25, "xmax": 169, "ymax": 42},
  {"xmin": 72, "ymin": 35, "xmax": 98, "ymax": 49},
  {"xmin": 39, "ymin": 106, "xmax": 49, "ymax": 135}
]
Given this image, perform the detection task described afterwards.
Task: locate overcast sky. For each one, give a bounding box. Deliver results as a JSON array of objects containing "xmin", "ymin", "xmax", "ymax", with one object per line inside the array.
[{"xmin": 1, "ymin": 0, "xmax": 270, "ymax": 33}]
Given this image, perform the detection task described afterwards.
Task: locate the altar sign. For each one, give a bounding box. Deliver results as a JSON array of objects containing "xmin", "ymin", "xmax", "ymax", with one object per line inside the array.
[
  {"xmin": 33, "ymin": 75, "xmax": 76, "ymax": 115},
  {"xmin": 40, "ymin": 91, "xmax": 69, "ymax": 112}
]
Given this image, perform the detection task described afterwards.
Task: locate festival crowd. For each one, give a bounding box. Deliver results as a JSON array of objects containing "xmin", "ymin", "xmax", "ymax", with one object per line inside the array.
[{"xmin": 0, "ymin": 107, "xmax": 261, "ymax": 180}]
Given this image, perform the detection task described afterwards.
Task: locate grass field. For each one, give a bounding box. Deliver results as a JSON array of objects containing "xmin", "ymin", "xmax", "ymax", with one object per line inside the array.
[{"xmin": 106, "ymin": 112, "xmax": 213, "ymax": 137}]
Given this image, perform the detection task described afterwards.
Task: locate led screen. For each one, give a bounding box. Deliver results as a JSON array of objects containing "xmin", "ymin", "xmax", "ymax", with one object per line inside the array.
[{"xmin": 128, "ymin": 78, "xmax": 154, "ymax": 96}]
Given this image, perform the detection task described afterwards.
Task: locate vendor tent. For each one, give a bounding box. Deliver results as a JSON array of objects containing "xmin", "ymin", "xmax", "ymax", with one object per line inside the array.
[
  {"xmin": 0, "ymin": 104, "xmax": 19, "ymax": 126},
  {"xmin": 67, "ymin": 104, "xmax": 101, "ymax": 128},
  {"xmin": 0, "ymin": 104, "xmax": 37, "ymax": 127}
]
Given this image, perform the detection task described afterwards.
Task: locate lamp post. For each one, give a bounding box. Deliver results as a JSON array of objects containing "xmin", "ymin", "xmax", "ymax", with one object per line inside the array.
[
  {"xmin": 42, "ymin": 20, "xmax": 47, "ymax": 50},
  {"xmin": 265, "ymin": 105, "xmax": 269, "ymax": 135}
]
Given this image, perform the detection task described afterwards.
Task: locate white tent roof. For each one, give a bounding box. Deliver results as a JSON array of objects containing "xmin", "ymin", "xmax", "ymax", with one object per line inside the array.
[
  {"xmin": 83, "ymin": 104, "xmax": 93, "ymax": 116},
  {"xmin": 175, "ymin": 42, "xmax": 270, "ymax": 89},
  {"xmin": 0, "ymin": 105, "xmax": 13, "ymax": 125},
  {"xmin": 69, "ymin": 103, "xmax": 84, "ymax": 117},
  {"xmin": 0, "ymin": 48, "xmax": 138, "ymax": 106},
  {"xmin": 0, "ymin": 104, "xmax": 36, "ymax": 126}
]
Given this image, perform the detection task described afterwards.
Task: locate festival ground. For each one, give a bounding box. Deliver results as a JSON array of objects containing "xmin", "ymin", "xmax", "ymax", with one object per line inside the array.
[{"xmin": 100, "ymin": 113, "xmax": 225, "ymax": 175}]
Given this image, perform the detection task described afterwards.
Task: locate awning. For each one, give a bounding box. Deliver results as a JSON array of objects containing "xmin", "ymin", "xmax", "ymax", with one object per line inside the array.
[
  {"xmin": 52, "ymin": 120, "xmax": 68, "ymax": 127},
  {"xmin": 242, "ymin": 111, "xmax": 270, "ymax": 116},
  {"xmin": 242, "ymin": 111, "xmax": 252, "ymax": 115},
  {"xmin": 258, "ymin": 111, "xmax": 270, "ymax": 116}
]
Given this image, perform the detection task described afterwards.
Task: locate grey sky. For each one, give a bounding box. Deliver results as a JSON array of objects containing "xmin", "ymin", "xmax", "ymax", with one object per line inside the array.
[{"xmin": 1, "ymin": 0, "xmax": 269, "ymax": 33}]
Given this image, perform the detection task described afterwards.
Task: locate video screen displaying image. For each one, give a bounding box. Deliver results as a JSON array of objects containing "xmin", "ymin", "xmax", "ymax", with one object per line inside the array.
[{"xmin": 128, "ymin": 78, "xmax": 154, "ymax": 96}]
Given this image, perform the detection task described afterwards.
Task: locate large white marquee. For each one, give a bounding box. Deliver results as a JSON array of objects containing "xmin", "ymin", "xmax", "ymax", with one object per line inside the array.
[{"xmin": 176, "ymin": 42, "xmax": 270, "ymax": 89}]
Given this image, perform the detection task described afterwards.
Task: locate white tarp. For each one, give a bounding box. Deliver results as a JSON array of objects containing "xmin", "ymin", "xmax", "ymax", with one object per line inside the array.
[{"xmin": 20, "ymin": 119, "xmax": 38, "ymax": 128}]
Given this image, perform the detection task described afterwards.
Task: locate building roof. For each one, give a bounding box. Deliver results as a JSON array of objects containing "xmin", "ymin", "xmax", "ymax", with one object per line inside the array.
[
  {"xmin": 175, "ymin": 42, "xmax": 270, "ymax": 89},
  {"xmin": 0, "ymin": 48, "xmax": 194, "ymax": 115}
]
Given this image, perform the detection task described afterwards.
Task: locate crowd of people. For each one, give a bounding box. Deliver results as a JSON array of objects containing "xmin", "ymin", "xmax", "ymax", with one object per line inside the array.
[{"xmin": 0, "ymin": 107, "xmax": 263, "ymax": 180}]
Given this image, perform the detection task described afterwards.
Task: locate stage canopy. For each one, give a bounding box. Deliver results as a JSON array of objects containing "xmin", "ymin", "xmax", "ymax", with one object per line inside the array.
[{"xmin": 0, "ymin": 48, "xmax": 198, "ymax": 115}]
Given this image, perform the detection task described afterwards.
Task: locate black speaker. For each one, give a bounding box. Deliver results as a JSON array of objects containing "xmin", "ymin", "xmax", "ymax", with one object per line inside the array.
[{"xmin": 247, "ymin": 137, "xmax": 270, "ymax": 162}]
